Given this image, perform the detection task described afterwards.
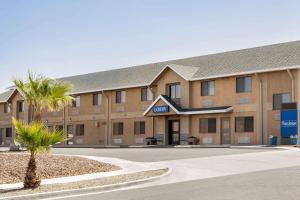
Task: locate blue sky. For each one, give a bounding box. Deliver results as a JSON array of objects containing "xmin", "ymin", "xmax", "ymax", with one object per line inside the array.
[{"xmin": 1, "ymin": 0, "xmax": 300, "ymax": 91}]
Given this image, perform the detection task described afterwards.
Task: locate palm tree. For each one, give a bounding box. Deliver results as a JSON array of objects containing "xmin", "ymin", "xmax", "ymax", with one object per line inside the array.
[
  {"xmin": 13, "ymin": 118, "xmax": 65, "ymax": 189},
  {"xmin": 13, "ymin": 72, "xmax": 73, "ymax": 122}
]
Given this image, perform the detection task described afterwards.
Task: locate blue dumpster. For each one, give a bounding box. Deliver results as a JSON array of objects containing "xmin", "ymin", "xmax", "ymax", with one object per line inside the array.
[{"xmin": 269, "ymin": 136, "xmax": 277, "ymax": 145}]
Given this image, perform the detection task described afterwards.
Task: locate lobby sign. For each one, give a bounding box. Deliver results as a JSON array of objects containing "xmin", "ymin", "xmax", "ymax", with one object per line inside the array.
[
  {"xmin": 152, "ymin": 105, "xmax": 169, "ymax": 113},
  {"xmin": 281, "ymin": 110, "xmax": 298, "ymax": 138}
]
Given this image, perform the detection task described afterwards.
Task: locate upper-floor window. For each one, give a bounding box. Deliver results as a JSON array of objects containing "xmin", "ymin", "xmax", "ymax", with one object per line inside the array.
[
  {"xmin": 4, "ymin": 103, "xmax": 11, "ymax": 113},
  {"xmin": 75, "ymin": 124, "xmax": 84, "ymax": 136},
  {"xmin": 72, "ymin": 96, "xmax": 80, "ymax": 107},
  {"xmin": 201, "ymin": 81, "xmax": 215, "ymax": 96},
  {"xmin": 93, "ymin": 93, "xmax": 102, "ymax": 106},
  {"xmin": 141, "ymin": 88, "xmax": 153, "ymax": 101},
  {"xmin": 236, "ymin": 76, "xmax": 252, "ymax": 93},
  {"xmin": 113, "ymin": 122, "xmax": 123, "ymax": 135},
  {"xmin": 134, "ymin": 121, "xmax": 145, "ymax": 135},
  {"xmin": 116, "ymin": 90, "xmax": 126, "ymax": 104},
  {"xmin": 273, "ymin": 93, "xmax": 291, "ymax": 110},
  {"xmin": 17, "ymin": 101, "xmax": 24, "ymax": 112},
  {"xmin": 169, "ymin": 84, "xmax": 181, "ymax": 99},
  {"xmin": 199, "ymin": 118, "xmax": 216, "ymax": 133},
  {"xmin": 235, "ymin": 116, "xmax": 254, "ymax": 132}
]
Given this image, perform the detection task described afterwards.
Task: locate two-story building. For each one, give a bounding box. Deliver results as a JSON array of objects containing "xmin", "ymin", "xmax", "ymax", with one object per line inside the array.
[{"xmin": 1, "ymin": 40, "xmax": 300, "ymax": 146}]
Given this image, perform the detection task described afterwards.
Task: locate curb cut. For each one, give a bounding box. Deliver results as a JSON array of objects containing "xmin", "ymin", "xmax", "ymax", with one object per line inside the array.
[{"xmin": 1, "ymin": 168, "xmax": 172, "ymax": 200}]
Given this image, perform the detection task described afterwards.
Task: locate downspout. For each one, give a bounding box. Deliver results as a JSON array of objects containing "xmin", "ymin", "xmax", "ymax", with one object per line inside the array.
[
  {"xmin": 149, "ymin": 86, "xmax": 155, "ymax": 138},
  {"xmin": 255, "ymin": 73, "xmax": 264, "ymax": 145},
  {"xmin": 287, "ymin": 69, "xmax": 295, "ymax": 102},
  {"xmin": 63, "ymin": 106, "xmax": 67, "ymax": 144},
  {"xmin": 102, "ymin": 91, "xmax": 110, "ymax": 146},
  {"xmin": 287, "ymin": 69, "xmax": 299, "ymax": 147}
]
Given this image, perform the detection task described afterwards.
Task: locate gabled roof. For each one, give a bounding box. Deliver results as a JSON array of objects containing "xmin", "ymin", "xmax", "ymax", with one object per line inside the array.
[
  {"xmin": 144, "ymin": 95, "xmax": 233, "ymax": 116},
  {"xmin": 0, "ymin": 89, "xmax": 17, "ymax": 103},
  {"xmin": 60, "ymin": 40, "xmax": 300, "ymax": 94},
  {"xmin": 1, "ymin": 40, "xmax": 300, "ymax": 97}
]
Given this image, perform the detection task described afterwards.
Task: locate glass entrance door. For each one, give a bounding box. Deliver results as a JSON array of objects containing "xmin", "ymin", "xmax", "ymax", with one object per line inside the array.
[{"xmin": 168, "ymin": 120, "xmax": 180, "ymax": 145}]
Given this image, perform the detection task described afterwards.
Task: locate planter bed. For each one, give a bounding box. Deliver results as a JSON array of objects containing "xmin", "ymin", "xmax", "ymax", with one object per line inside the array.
[{"xmin": 0, "ymin": 152, "xmax": 120, "ymax": 184}]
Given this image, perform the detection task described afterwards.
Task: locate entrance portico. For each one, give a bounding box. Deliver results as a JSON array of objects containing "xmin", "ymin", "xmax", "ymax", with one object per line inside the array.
[{"xmin": 144, "ymin": 95, "xmax": 233, "ymax": 145}]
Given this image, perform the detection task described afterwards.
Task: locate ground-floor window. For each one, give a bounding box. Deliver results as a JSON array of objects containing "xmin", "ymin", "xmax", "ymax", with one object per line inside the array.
[
  {"xmin": 75, "ymin": 124, "xmax": 85, "ymax": 136},
  {"xmin": 199, "ymin": 118, "xmax": 216, "ymax": 133},
  {"xmin": 113, "ymin": 122, "xmax": 123, "ymax": 135},
  {"xmin": 56, "ymin": 125, "xmax": 63, "ymax": 131},
  {"xmin": 5, "ymin": 128, "xmax": 12, "ymax": 137},
  {"xmin": 134, "ymin": 121, "xmax": 145, "ymax": 135},
  {"xmin": 235, "ymin": 117, "xmax": 254, "ymax": 132}
]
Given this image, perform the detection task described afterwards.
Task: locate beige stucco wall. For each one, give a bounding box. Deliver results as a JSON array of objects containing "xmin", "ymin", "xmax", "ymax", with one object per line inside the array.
[{"xmin": 0, "ymin": 68, "xmax": 299, "ymax": 146}]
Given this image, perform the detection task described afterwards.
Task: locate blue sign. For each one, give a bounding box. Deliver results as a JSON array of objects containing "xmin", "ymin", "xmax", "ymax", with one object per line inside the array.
[
  {"xmin": 281, "ymin": 110, "xmax": 298, "ymax": 138},
  {"xmin": 152, "ymin": 105, "xmax": 169, "ymax": 113}
]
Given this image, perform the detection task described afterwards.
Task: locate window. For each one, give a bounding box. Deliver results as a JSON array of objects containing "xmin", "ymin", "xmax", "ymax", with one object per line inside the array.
[
  {"xmin": 134, "ymin": 121, "xmax": 145, "ymax": 135},
  {"xmin": 75, "ymin": 124, "xmax": 84, "ymax": 136},
  {"xmin": 56, "ymin": 125, "xmax": 64, "ymax": 131},
  {"xmin": 169, "ymin": 84, "xmax": 181, "ymax": 99},
  {"xmin": 4, "ymin": 103, "xmax": 11, "ymax": 113},
  {"xmin": 72, "ymin": 96, "xmax": 80, "ymax": 107},
  {"xmin": 48, "ymin": 126, "xmax": 53, "ymax": 132},
  {"xmin": 273, "ymin": 93, "xmax": 291, "ymax": 110},
  {"xmin": 116, "ymin": 91, "xmax": 126, "ymax": 104},
  {"xmin": 236, "ymin": 77, "xmax": 252, "ymax": 93},
  {"xmin": 93, "ymin": 93, "xmax": 102, "ymax": 106},
  {"xmin": 17, "ymin": 101, "xmax": 24, "ymax": 112},
  {"xmin": 141, "ymin": 88, "xmax": 153, "ymax": 101},
  {"xmin": 235, "ymin": 117, "xmax": 254, "ymax": 132},
  {"xmin": 113, "ymin": 122, "xmax": 123, "ymax": 135},
  {"xmin": 201, "ymin": 81, "xmax": 215, "ymax": 96},
  {"xmin": 5, "ymin": 128, "xmax": 12, "ymax": 137},
  {"xmin": 199, "ymin": 118, "xmax": 216, "ymax": 133}
]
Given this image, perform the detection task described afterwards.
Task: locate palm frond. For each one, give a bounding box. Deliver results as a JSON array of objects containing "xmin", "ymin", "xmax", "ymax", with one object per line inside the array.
[{"xmin": 12, "ymin": 118, "xmax": 65, "ymax": 155}]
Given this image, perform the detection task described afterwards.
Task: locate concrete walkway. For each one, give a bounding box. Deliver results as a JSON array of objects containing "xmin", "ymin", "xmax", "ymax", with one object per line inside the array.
[{"xmin": 0, "ymin": 154, "xmax": 167, "ymax": 191}]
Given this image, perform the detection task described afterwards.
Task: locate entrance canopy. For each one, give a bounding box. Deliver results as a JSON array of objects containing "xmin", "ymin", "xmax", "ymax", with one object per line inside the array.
[{"xmin": 144, "ymin": 95, "xmax": 233, "ymax": 116}]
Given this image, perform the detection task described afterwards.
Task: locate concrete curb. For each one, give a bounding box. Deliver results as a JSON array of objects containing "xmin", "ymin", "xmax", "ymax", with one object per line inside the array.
[{"xmin": 0, "ymin": 168, "xmax": 172, "ymax": 200}]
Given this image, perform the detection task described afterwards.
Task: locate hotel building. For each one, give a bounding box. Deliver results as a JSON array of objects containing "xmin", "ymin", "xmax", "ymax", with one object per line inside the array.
[{"xmin": 1, "ymin": 41, "xmax": 300, "ymax": 146}]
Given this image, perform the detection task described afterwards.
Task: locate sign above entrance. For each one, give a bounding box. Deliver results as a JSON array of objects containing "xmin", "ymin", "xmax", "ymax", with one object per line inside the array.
[{"xmin": 152, "ymin": 105, "xmax": 169, "ymax": 113}]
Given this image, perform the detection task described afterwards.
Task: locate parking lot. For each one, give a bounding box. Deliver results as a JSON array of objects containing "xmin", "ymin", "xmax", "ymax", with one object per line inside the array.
[{"xmin": 52, "ymin": 147, "xmax": 279, "ymax": 162}]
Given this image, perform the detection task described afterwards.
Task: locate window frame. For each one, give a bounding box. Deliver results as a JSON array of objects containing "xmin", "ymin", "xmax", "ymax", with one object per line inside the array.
[
  {"xmin": 17, "ymin": 100, "xmax": 24, "ymax": 113},
  {"xmin": 113, "ymin": 122, "xmax": 124, "ymax": 135},
  {"xmin": 273, "ymin": 92, "xmax": 291, "ymax": 110},
  {"xmin": 235, "ymin": 116, "xmax": 254, "ymax": 132},
  {"xmin": 75, "ymin": 124, "xmax": 84, "ymax": 136},
  {"xmin": 169, "ymin": 83, "xmax": 181, "ymax": 99},
  {"xmin": 199, "ymin": 118, "xmax": 216, "ymax": 133},
  {"xmin": 5, "ymin": 127, "xmax": 12, "ymax": 137},
  {"xmin": 4, "ymin": 102, "xmax": 11, "ymax": 113},
  {"xmin": 93, "ymin": 93, "xmax": 102, "ymax": 106},
  {"xmin": 134, "ymin": 121, "xmax": 146, "ymax": 135},
  {"xmin": 201, "ymin": 80, "xmax": 215, "ymax": 96},
  {"xmin": 72, "ymin": 96, "xmax": 80, "ymax": 107},
  {"xmin": 116, "ymin": 90, "xmax": 126, "ymax": 104},
  {"xmin": 236, "ymin": 76, "xmax": 252, "ymax": 93}
]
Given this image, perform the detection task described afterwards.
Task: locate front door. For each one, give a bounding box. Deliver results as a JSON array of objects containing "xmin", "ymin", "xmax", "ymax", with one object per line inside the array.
[
  {"xmin": 221, "ymin": 117, "xmax": 231, "ymax": 144},
  {"xmin": 168, "ymin": 120, "xmax": 180, "ymax": 145}
]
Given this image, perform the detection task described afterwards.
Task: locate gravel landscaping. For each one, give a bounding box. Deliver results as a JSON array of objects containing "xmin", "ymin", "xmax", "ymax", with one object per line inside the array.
[
  {"xmin": 0, "ymin": 152, "xmax": 120, "ymax": 184},
  {"xmin": 0, "ymin": 169, "xmax": 168, "ymax": 198}
]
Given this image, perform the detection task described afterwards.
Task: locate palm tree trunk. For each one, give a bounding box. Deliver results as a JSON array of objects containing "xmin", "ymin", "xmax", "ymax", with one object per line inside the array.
[{"xmin": 24, "ymin": 153, "xmax": 41, "ymax": 189}]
